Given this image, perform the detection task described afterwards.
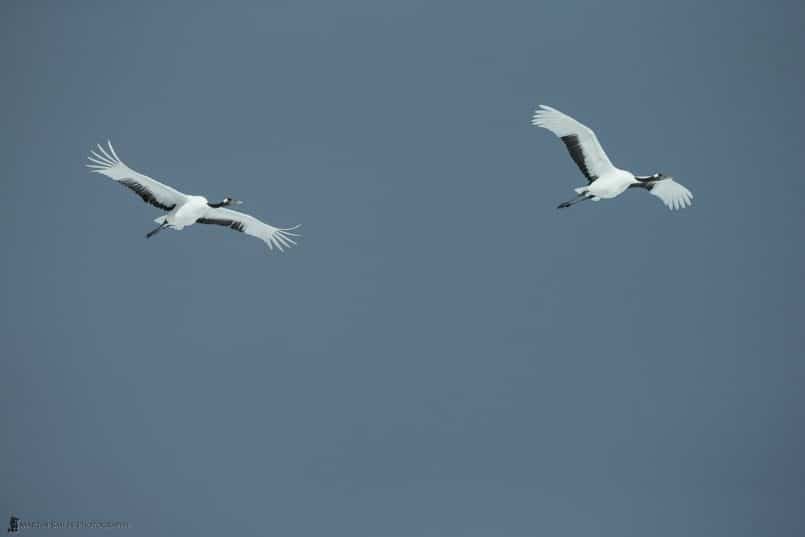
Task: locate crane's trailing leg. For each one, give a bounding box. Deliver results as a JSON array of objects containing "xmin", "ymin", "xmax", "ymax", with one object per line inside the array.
[
  {"xmin": 146, "ymin": 222, "xmax": 169, "ymax": 239},
  {"xmin": 557, "ymin": 192, "xmax": 592, "ymax": 209}
]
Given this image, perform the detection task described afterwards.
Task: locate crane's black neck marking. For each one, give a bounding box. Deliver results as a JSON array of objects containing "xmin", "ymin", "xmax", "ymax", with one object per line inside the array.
[
  {"xmin": 207, "ymin": 200, "xmax": 230, "ymax": 208},
  {"xmin": 630, "ymin": 175, "xmax": 657, "ymax": 191}
]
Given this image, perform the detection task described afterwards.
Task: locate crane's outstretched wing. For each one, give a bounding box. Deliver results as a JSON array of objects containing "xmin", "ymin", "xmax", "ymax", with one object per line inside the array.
[
  {"xmin": 197, "ymin": 207, "xmax": 300, "ymax": 252},
  {"xmin": 630, "ymin": 177, "xmax": 693, "ymax": 211},
  {"xmin": 531, "ymin": 105, "xmax": 616, "ymax": 183},
  {"xmin": 86, "ymin": 141, "xmax": 188, "ymax": 211}
]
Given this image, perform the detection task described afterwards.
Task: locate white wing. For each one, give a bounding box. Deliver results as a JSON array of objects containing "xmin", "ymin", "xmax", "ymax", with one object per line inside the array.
[
  {"xmin": 531, "ymin": 105, "xmax": 616, "ymax": 183},
  {"xmin": 197, "ymin": 207, "xmax": 300, "ymax": 252},
  {"xmin": 647, "ymin": 177, "xmax": 694, "ymax": 211},
  {"xmin": 86, "ymin": 141, "xmax": 188, "ymax": 211}
]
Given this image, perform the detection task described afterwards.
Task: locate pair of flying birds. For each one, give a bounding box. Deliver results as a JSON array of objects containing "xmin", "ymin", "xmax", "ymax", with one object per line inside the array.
[{"xmin": 87, "ymin": 105, "xmax": 693, "ymax": 252}]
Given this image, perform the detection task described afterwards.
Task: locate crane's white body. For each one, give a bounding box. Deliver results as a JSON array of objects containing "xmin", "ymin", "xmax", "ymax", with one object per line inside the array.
[
  {"xmin": 578, "ymin": 168, "xmax": 635, "ymax": 200},
  {"xmin": 531, "ymin": 105, "xmax": 693, "ymax": 210},
  {"xmin": 155, "ymin": 196, "xmax": 212, "ymax": 230},
  {"xmin": 86, "ymin": 142, "xmax": 300, "ymax": 251}
]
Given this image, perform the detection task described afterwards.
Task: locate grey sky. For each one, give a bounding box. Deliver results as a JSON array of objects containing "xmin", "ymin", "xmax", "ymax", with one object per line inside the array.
[{"xmin": 2, "ymin": 1, "xmax": 804, "ymax": 536}]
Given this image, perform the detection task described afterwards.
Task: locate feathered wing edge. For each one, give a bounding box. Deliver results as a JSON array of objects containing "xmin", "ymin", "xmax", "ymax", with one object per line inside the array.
[
  {"xmin": 85, "ymin": 141, "xmax": 186, "ymax": 211},
  {"xmin": 530, "ymin": 104, "xmax": 616, "ymax": 182},
  {"xmin": 265, "ymin": 224, "xmax": 301, "ymax": 252},
  {"xmin": 648, "ymin": 178, "xmax": 694, "ymax": 211},
  {"xmin": 200, "ymin": 207, "xmax": 302, "ymax": 253},
  {"xmin": 86, "ymin": 140, "xmax": 123, "ymax": 170},
  {"xmin": 248, "ymin": 222, "xmax": 301, "ymax": 253}
]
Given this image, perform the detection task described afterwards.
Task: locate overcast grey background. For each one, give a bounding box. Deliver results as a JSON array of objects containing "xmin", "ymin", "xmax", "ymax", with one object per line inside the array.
[{"xmin": 2, "ymin": 1, "xmax": 804, "ymax": 535}]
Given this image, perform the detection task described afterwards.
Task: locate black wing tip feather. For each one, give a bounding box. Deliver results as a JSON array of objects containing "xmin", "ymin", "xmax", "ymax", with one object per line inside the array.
[
  {"xmin": 119, "ymin": 179, "xmax": 176, "ymax": 211},
  {"xmin": 87, "ymin": 142, "xmax": 177, "ymax": 212},
  {"xmin": 560, "ymin": 135, "xmax": 597, "ymax": 183},
  {"xmin": 196, "ymin": 218, "xmax": 246, "ymax": 233}
]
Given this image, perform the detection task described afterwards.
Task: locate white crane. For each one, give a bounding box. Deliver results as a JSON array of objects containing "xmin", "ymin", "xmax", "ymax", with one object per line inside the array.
[
  {"xmin": 531, "ymin": 105, "xmax": 693, "ymax": 210},
  {"xmin": 86, "ymin": 142, "xmax": 300, "ymax": 251}
]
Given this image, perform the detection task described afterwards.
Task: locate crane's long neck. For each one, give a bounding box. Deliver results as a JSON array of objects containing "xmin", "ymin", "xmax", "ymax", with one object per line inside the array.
[{"xmin": 631, "ymin": 174, "xmax": 658, "ymax": 190}]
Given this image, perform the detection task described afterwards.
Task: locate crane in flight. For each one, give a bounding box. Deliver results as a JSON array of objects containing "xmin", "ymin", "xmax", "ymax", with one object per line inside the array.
[
  {"xmin": 531, "ymin": 105, "xmax": 693, "ymax": 211},
  {"xmin": 86, "ymin": 142, "xmax": 300, "ymax": 252}
]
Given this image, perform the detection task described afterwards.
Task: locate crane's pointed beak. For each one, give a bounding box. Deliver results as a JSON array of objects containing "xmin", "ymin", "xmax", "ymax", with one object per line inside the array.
[{"xmin": 232, "ymin": 199, "xmax": 243, "ymax": 205}]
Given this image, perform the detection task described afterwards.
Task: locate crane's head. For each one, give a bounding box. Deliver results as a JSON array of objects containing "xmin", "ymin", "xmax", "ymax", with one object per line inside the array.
[
  {"xmin": 652, "ymin": 172, "xmax": 666, "ymax": 180},
  {"xmin": 208, "ymin": 197, "xmax": 243, "ymax": 209}
]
